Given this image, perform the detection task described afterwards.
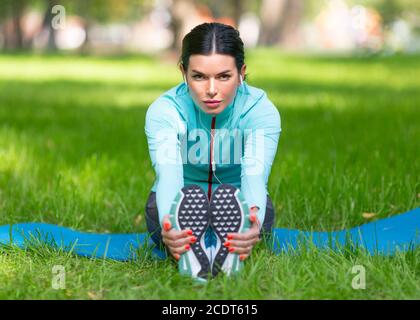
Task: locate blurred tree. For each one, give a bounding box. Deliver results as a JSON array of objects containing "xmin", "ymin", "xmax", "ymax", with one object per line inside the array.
[
  {"xmin": 0, "ymin": 0, "xmax": 27, "ymax": 50},
  {"xmin": 258, "ymin": 0, "xmax": 303, "ymax": 47},
  {"xmin": 231, "ymin": 0, "xmax": 244, "ymax": 27},
  {"xmin": 280, "ymin": 0, "xmax": 304, "ymax": 47},
  {"xmin": 258, "ymin": 0, "xmax": 286, "ymax": 45},
  {"xmin": 199, "ymin": 0, "xmax": 251, "ymax": 27},
  {"xmin": 41, "ymin": 0, "xmax": 60, "ymax": 51},
  {"xmin": 169, "ymin": 0, "xmax": 194, "ymax": 51}
]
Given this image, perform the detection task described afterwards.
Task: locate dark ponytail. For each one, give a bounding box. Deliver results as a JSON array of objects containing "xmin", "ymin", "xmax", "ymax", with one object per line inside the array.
[{"xmin": 179, "ymin": 22, "xmax": 246, "ymax": 80}]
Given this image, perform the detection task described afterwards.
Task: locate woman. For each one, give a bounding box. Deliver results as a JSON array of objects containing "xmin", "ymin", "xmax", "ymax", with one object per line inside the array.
[{"xmin": 145, "ymin": 22, "xmax": 281, "ymax": 281}]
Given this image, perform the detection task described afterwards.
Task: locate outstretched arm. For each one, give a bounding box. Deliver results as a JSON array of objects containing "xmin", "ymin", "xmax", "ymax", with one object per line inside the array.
[
  {"xmin": 145, "ymin": 101, "xmax": 197, "ymax": 259},
  {"xmin": 145, "ymin": 101, "xmax": 184, "ymax": 226},
  {"xmin": 227, "ymin": 96, "xmax": 281, "ymax": 260},
  {"xmin": 240, "ymin": 96, "xmax": 281, "ymax": 227}
]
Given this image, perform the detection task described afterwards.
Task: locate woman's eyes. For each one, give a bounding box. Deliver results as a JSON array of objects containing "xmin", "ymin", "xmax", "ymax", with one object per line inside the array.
[
  {"xmin": 192, "ymin": 75, "xmax": 231, "ymax": 80},
  {"xmin": 219, "ymin": 75, "xmax": 231, "ymax": 80}
]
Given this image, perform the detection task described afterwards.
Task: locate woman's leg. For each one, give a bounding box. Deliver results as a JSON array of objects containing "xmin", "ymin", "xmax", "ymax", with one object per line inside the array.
[
  {"xmin": 261, "ymin": 195, "xmax": 275, "ymax": 240},
  {"xmin": 144, "ymin": 191, "xmax": 166, "ymax": 250}
]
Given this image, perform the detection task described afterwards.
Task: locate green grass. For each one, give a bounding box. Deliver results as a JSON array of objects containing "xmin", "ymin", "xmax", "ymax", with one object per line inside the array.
[{"xmin": 0, "ymin": 50, "xmax": 419, "ymax": 299}]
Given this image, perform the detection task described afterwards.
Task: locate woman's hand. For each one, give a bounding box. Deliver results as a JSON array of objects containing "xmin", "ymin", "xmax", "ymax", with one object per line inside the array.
[
  {"xmin": 161, "ymin": 214, "xmax": 197, "ymax": 260},
  {"xmin": 223, "ymin": 208, "xmax": 261, "ymax": 261}
]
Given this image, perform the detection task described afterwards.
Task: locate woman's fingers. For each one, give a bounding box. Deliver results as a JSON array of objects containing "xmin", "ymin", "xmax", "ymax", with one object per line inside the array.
[
  {"xmin": 224, "ymin": 238, "xmax": 259, "ymax": 249},
  {"xmin": 239, "ymin": 254, "xmax": 248, "ymax": 261},
  {"xmin": 161, "ymin": 216, "xmax": 193, "ymax": 241},
  {"xmin": 164, "ymin": 235, "xmax": 197, "ymax": 248},
  {"xmin": 164, "ymin": 211, "xmax": 261, "ymax": 260},
  {"xmin": 161, "ymin": 215, "xmax": 193, "ymax": 236},
  {"xmin": 224, "ymin": 237, "xmax": 260, "ymax": 256},
  {"xmin": 223, "ymin": 215, "xmax": 261, "ymax": 258},
  {"xmin": 249, "ymin": 212, "xmax": 261, "ymax": 229},
  {"xmin": 167, "ymin": 243, "xmax": 191, "ymax": 255},
  {"xmin": 161, "ymin": 215, "xmax": 196, "ymax": 259},
  {"xmin": 165, "ymin": 235, "xmax": 192, "ymax": 257},
  {"xmin": 163, "ymin": 228, "xmax": 193, "ymax": 240},
  {"xmin": 227, "ymin": 226, "xmax": 260, "ymax": 241},
  {"xmin": 227, "ymin": 245, "xmax": 253, "ymax": 255},
  {"xmin": 161, "ymin": 215, "xmax": 172, "ymax": 232}
]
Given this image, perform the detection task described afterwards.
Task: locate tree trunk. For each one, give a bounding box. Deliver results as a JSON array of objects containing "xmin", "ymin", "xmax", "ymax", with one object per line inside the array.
[
  {"xmin": 258, "ymin": 0, "xmax": 287, "ymax": 46},
  {"xmin": 4, "ymin": 0, "xmax": 25, "ymax": 50},
  {"xmin": 42, "ymin": 0, "xmax": 58, "ymax": 52},
  {"xmin": 278, "ymin": 0, "xmax": 303, "ymax": 48},
  {"xmin": 168, "ymin": 0, "xmax": 195, "ymax": 51},
  {"xmin": 258, "ymin": 0, "xmax": 303, "ymax": 48},
  {"xmin": 231, "ymin": 0, "xmax": 243, "ymax": 28}
]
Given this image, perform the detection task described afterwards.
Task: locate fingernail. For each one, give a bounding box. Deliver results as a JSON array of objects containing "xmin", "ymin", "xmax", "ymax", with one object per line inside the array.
[
  {"xmin": 250, "ymin": 214, "xmax": 256, "ymax": 223},
  {"xmin": 185, "ymin": 244, "xmax": 190, "ymax": 250},
  {"xmin": 240, "ymin": 254, "xmax": 246, "ymax": 261},
  {"xmin": 174, "ymin": 254, "xmax": 180, "ymax": 261},
  {"xmin": 190, "ymin": 236, "xmax": 197, "ymax": 243},
  {"xmin": 163, "ymin": 222, "xmax": 171, "ymax": 231},
  {"xmin": 228, "ymin": 247, "xmax": 235, "ymax": 253},
  {"xmin": 186, "ymin": 230, "xmax": 193, "ymax": 235},
  {"xmin": 223, "ymin": 241, "xmax": 230, "ymax": 247},
  {"xmin": 227, "ymin": 234, "xmax": 233, "ymax": 240}
]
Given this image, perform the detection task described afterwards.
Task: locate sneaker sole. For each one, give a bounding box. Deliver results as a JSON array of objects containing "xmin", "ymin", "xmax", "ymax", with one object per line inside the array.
[
  {"xmin": 209, "ymin": 184, "xmax": 250, "ymax": 277},
  {"xmin": 169, "ymin": 184, "xmax": 211, "ymax": 280}
]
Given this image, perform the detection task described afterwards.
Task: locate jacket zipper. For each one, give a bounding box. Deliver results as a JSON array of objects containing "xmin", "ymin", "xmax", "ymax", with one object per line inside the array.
[{"xmin": 207, "ymin": 116, "xmax": 216, "ymax": 200}]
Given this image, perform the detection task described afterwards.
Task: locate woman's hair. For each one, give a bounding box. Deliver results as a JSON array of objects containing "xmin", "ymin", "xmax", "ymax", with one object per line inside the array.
[{"xmin": 179, "ymin": 22, "xmax": 246, "ymax": 80}]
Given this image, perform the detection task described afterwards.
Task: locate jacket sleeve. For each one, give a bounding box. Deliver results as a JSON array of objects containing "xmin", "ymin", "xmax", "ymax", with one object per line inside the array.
[
  {"xmin": 240, "ymin": 94, "xmax": 281, "ymax": 228},
  {"xmin": 145, "ymin": 100, "xmax": 184, "ymax": 226}
]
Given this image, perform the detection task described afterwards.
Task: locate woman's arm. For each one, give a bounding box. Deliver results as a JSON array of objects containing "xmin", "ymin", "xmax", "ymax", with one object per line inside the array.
[
  {"xmin": 240, "ymin": 95, "xmax": 282, "ymax": 227},
  {"xmin": 226, "ymin": 96, "xmax": 281, "ymax": 260},
  {"xmin": 145, "ymin": 100, "xmax": 185, "ymax": 226}
]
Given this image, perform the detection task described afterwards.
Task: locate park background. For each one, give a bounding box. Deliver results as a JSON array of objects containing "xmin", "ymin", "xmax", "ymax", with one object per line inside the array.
[{"xmin": 0, "ymin": 0, "xmax": 419, "ymax": 299}]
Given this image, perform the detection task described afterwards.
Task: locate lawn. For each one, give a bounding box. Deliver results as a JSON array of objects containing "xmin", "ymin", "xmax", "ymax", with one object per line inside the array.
[{"xmin": 0, "ymin": 50, "xmax": 419, "ymax": 299}]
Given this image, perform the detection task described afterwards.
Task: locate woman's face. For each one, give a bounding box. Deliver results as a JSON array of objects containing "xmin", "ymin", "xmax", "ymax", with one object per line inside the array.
[{"xmin": 181, "ymin": 53, "xmax": 246, "ymax": 115}]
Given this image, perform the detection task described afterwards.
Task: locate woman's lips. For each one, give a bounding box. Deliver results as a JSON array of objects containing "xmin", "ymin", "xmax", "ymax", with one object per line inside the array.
[{"xmin": 203, "ymin": 100, "xmax": 222, "ymax": 108}]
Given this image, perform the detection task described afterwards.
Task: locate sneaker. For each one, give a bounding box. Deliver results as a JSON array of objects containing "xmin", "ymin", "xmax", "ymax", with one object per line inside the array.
[
  {"xmin": 209, "ymin": 184, "xmax": 250, "ymax": 277},
  {"xmin": 169, "ymin": 184, "xmax": 211, "ymax": 281}
]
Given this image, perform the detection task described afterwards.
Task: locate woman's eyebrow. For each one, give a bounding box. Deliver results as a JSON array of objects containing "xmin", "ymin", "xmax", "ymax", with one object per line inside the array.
[{"xmin": 191, "ymin": 69, "xmax": 232, "ymax": 75}]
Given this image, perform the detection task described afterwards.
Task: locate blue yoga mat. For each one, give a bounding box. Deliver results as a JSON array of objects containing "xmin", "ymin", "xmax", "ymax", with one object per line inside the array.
[
  {"xmin": 272, "ymin": 207, "xmax": 420, "ymax": 255},
  {"xmin": 0, "ymin": 207, "xmax": 419, "ymax": 261}
]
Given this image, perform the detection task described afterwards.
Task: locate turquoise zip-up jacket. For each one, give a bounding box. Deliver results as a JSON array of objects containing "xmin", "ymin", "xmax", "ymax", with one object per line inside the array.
[{"xmin": 145, "ymin": 81, "xmax": 281, "ymax": 227}]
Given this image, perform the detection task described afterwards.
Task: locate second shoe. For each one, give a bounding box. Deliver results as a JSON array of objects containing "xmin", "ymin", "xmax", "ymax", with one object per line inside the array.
[{"xmin": 208, "ymin": 184, "xmax": 251, "ymax": 277}]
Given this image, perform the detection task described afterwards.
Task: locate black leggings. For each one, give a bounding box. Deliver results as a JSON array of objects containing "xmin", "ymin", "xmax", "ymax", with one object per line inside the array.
[{"xmin": 145, "ymin": 187, "xmax": 275, "ymax": 248}]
